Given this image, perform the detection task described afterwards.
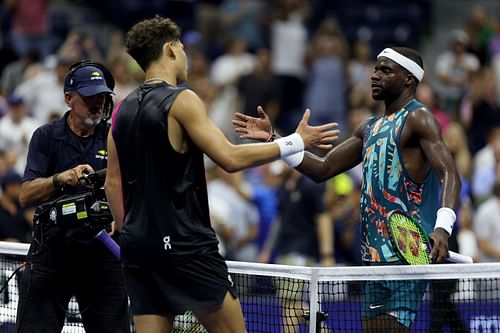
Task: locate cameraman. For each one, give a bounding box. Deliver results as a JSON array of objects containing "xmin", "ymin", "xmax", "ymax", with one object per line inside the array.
[{"xmin": 16, "ymin": 61, "xmax": 130, "ymax": 333}]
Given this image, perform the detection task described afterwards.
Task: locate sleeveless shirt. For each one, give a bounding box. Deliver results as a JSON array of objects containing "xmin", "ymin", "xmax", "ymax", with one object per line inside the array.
[
  {"xmin": 360, "ymin": 100, "xmax": 440, "ymax": 263},
  {"xmin": 112, "ymin": 83, "xmax": 219, "ymax": 266}
]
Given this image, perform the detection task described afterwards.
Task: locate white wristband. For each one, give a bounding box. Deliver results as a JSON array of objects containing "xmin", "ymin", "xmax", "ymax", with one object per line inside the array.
[
  {"xmin": 282, "ymin": 151, "xmax": 304, "ymax": 168},
  {"xmin": 434, "ymin": 207, "xmax": 456, "ymax": 235},
  {"xmin": 275, "ymin": 133, "xmax": 304, "ymax": 157}
]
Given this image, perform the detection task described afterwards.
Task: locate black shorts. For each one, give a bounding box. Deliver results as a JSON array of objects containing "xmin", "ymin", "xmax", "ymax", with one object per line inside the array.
[{"xmin": 124, "ymin": 250, "xmax": 238, "ymax": 315}]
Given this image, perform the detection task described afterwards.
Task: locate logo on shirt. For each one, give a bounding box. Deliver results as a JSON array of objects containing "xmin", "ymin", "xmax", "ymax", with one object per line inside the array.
[
  {"xmin": 163, "ymin": 236, "xmax": 172, "ymax": 251},
  {"xmin": 95, "ymin": 149, "xmax": 107, "ymax": 160}
]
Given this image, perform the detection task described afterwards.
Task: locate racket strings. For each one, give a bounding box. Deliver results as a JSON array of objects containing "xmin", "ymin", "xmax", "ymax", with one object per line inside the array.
[{"xmin": 390, "ymin": 214, "xmax": 430, "ymax": 265}]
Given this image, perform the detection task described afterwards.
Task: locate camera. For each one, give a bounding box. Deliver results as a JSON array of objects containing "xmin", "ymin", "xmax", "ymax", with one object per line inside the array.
[{"xmin": 34, "ymin": 169, "xmax": 113, "ymax": 239}]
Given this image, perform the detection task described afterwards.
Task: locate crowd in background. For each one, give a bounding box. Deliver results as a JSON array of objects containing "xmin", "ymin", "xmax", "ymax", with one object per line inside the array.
[{"xmin": 0, "ymin": 0, "xmax": 500, "ymax": 266}]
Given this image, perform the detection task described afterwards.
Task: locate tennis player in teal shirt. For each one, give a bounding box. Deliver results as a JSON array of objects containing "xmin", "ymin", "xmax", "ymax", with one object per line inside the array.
[{"xmin": 233, "ymin": 46, "xmax": 462, "ymax": 332}]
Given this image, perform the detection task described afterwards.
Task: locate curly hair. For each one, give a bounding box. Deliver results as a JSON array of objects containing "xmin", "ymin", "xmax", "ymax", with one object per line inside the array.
[{"xmin": 126, "ymin": 16, "xmax": 182, "ymax": 71}]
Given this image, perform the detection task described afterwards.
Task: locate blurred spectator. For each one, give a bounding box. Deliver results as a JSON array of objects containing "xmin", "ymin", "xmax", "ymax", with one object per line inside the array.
[
  {"xmin": 271, "ymin": 169, "xmax": 331, "ymax": 332},
  {"xmin": 348, "ymin": 40, "xmax": 374, "ymax": 95},
  {"xmin": 417, "ymin": 83, "xmax": 451, "ymax": 131},
  {"xmin": 0, "ymin": 94, "xmax": 40, "ymax": 175},
  {"xmin": 471, "ymin": 126, "xmax": 500, "ymax": 204},
  {"xmin": 0, "ymin": 33, "xmax": 18, "ymax": 77},
  {"xmin": 0, "ymin": 49, "xmax": 40, "ymax": 97},
  {"xmin": 207, "ymin": 165, "xmax": 259, "ymax": 261},
  {"xmin": 435, "ymin": 29, "xmax": 480, "ymax": 115},
  {"xmin": 57, "ymin": 28, "xmax": 104, "ymax": 64},
  {"xmin": 187, "ymin": 49, "xmax": 210, "ymax": 87},
  {"xmin": 464, "ymin": 68, "xmax": 500, "ymax": 154},
  {"xmin": 0, "ymin": 168, "xmax": 33, "ymax": 243},
  {"xmin": 490, "ymin": 17, "xmax": 500, "ymax": 106},
  {"xmin": 464, "ymin": 5, "xmax": 495, "ymax": 65},
  {"xmin": 303, "ymin": 25, "xmax": 347, "ymax": 129},
  {"xmin": 5, "ymin": 0, "xmax": 52, "ymax": 60},
  {"xmin": 210, "ymin": 37, "xmax": 256, "ymax": 139},
  {"xmin": 220, "ymin": 0, "xmax": 265, "ymax": 51},
  {"xmin": 269, "ymin": 0, "xmax": 309, "ymax": 133},
  {"xmin": 13, "ymin": 55, "xmax": 73, "ymax": 123},
  {"xmin": 190, "ymin": 77, "xmax": 224, "ymax": 126},
  {"xmin": 237, "ymin": 48, "xmax": 280, "ymax": 121},
  {"xmin": 472, "ymin": 126, "xmax": 500, "ymax": 178},
  {"xmin": 443, "ymin": 122, "xmax": 472, "ymax": 179},
  {"xmin": 474, "ymin": 181, "xmax": 500, "ymax": 262},
  {"xmin": 107, "ymin": 52, "xmax": 137, "ymax": 104},
  {"xmin": 443, "ymin": 121, "xmax": 475, "ymax": 262},
  {"xmin": 324, "ymin": 173, "xmax": 361, "ymax": 266},
  {"xmin": 456, "ymin": 200, "xmax": 479, "ymax": 262},
  {"xmin": 231, "ymin": 161, "xmax": 284, "ymax": 263}
]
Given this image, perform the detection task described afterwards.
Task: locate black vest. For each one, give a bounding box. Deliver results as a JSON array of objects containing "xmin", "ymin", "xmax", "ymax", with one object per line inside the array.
[{"xmin": 113, "ymin": 83, "xmax": 219, "ymax": 266}]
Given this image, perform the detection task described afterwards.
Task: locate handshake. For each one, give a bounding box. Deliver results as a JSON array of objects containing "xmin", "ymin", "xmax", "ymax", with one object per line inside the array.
[{"xmin": 232, "ymin": 106, "xmax": 340, "ymax": 167}]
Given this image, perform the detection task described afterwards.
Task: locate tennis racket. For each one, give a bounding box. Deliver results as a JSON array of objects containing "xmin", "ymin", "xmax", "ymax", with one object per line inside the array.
[{"xmin": 387, "ymin": 210, "xmax": 472, "ymax": 264}]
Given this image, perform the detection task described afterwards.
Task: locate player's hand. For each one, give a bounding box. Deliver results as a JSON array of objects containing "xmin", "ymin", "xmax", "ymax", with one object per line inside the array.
[
  {"xmin": 295, "ymin": 109, "xmax": 340, "ymax": 150},
  {"xmin": 57, "ymin": 164, "xmax": 95, "ymax": 187},
  {"xmin": 233, "ymin": 106, "xmax": 272, "ymax": 142},
  {"xmin": 428, "ymin": 228, "xmax": 449, "ymax": 263}
]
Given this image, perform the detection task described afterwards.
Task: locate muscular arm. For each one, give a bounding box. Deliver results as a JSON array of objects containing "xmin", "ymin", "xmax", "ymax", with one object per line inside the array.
[
  {"xmin": 104, "ymin": 130, "xmax": 124, "ymax": 230},
  {"xmin": 409, "ymin": 109, "xmax": 461, "ymax": 209},
  {"xmin": 171, "ymin": 90, "xmax": 336, "ymax": 172},
  {"xmin": 296, "ymin": 123, "xmax": 366, "ymax": 183},
  {"xmin": 171, "ymin": 90, "xmax": 278, "ymax": 172},
  {"xmin": 409, "ymin": 108, "xmax": 461, "ymax": 262}
]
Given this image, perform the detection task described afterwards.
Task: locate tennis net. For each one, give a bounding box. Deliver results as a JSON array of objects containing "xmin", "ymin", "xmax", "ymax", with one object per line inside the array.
[{"xmin": 0, "ymin": 241, "xmax": 499, "ymax": 332}]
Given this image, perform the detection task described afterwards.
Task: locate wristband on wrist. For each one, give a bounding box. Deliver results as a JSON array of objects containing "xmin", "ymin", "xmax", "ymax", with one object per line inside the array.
[
  {"xmin": 434, "ymin": 207, "xmax": 456, "ymax": 235},
  {"xmin": 52, "ymin": 173, "xmax": 61, "ymax": 188},
  {"xmin": 282, "ymin": 151, "xmax": 304, "ymax": 168},
  {"xmin": 274, "ymin": 133, "xmax": 304, "ymax": 157}
]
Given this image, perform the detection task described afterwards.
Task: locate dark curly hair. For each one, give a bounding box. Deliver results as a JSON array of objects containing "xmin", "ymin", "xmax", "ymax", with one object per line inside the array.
[{"xmin": 126, "ymin": 16, "xmax": 182, "ymax": 71}]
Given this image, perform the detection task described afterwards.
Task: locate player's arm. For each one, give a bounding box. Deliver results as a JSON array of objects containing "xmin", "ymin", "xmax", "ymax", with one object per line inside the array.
[
  {"xmin": 171, "ymin": 89, "xmax": 338, "ymax": 172},
  {"xmin": 409, "ymin": 108, "xmax": 461, "ymax": 262},
  {"xmin": 233, "ymin": 107, "xmax": 366, "ymax": 182},
  {"xmin": 297, "ymin": 127, "xmax": 364, "ymax": 183},
  {"xmin": 104, "ymin": 130, "xmax": 125, "ymax": 231}
]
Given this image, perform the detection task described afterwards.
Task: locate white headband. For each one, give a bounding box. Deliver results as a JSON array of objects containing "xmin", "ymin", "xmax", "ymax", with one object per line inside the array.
[{"xmin": 377, "ymin": 48, "xmax": 424, "ymax": 81}]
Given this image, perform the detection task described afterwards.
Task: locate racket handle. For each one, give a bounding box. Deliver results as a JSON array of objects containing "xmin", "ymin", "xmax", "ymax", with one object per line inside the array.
[
  {"xmin": 447, "ymin": 250, "xmax": 473, "ymax": 263},
  {"xmin": 95, "ymin": 229, "xmax": 121, "ymax": 260}
]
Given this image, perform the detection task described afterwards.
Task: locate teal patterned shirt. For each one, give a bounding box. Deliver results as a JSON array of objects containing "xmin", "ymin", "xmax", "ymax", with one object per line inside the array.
[{"xmin": 360, "ymin": 100, "xmax": 440, "ymax": 263}]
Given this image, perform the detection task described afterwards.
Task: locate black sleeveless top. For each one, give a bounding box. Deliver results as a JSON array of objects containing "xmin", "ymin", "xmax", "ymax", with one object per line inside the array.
[{"xmin": 112, "ymin": 82, "xmax": 219, "ymax": 266}]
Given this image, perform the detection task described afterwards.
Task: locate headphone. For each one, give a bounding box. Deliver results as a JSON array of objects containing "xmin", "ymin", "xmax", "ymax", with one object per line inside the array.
[{"xmin": 64, "ymin": 60, "xmax": 116, "ymax": 121}]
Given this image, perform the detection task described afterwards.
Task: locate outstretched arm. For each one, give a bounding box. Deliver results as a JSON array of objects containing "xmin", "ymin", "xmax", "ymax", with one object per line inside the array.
[
  {"xmin": 172, "ymin": 91, "xmax": 339, "ymax": 172},
  {"xmin": 234, "ymin": 106, "xmax": 366, "ymax": 182}
]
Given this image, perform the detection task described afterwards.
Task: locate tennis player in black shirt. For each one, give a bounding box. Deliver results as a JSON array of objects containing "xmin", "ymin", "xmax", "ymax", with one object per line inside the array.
[{"xmin": 105, "ymin": 16, "xmax": 339, "ymax": 333}]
